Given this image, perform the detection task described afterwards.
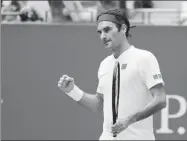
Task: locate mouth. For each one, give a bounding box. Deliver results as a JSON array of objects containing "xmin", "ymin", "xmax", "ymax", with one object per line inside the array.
[{"xmin": 103, "ymin": 40, "xmax": 111, "ymax": 45}]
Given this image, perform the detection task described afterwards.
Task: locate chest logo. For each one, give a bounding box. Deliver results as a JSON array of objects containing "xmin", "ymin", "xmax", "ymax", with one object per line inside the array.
[{"xmin": 121, "ymin": 64, "xmax": 127, "ymax": 70}]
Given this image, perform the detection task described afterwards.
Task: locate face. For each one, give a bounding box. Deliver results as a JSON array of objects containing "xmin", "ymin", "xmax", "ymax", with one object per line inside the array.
[{"xmin": 97, "ymin": 21, "xmax": 125, "ymax": 50}]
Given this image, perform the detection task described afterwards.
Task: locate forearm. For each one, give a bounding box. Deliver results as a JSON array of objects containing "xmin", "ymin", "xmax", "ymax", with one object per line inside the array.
[
  {"xmin": 127, "ymin": 94, "xmax": 166, "ymax": 126},
  {"xmin": 62, "ymin": 82, "xmax": 103, "ymax": 113},
  {"xmin": 78, "ymin": 92, "xmax": 103, "ymax": 113},
  {"xmin": 129, "ymin": 96, "xmax": 166, "ymax": 125},
  {"xmin": 127, "ymin": 83, "xmax": 167, "ymax": 126}
]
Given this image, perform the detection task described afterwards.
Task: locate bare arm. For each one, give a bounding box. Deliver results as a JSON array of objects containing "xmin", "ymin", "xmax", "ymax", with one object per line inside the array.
[
  {"xmin": 112, "ymin": 83, "xmax": 166, "ymax": 135},
  {"xmin": 58, "ymin": 74, "xmax": 103, "ymax": 113},
  {"xmin": 78, "ymin": 92, "xmax": 103, "ymax": 113},
  {"xmin": 128, "ymin": 53, "xmax": 167, "ymax": 124},
  {"xmin": 128, "ymin": 83, "xmax": 166, "ymax": 125}
]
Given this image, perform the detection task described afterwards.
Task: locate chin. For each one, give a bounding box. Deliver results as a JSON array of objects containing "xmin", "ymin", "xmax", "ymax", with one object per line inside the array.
[
  {"xmin": 106, "ymin": 44, "xmax": 117, "ymax": 51},
  {"xmin": 104, "ymin": 43, "xmax": 113, "ymax": 50},
  {"xmin": 105, "ymin": 45, "xmax": 113, "ymax": 50}
]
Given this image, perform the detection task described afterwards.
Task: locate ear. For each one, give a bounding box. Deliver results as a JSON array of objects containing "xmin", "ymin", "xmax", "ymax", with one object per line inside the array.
[{"xmin": 120, "ymin": 24, "xmax": 127, "ymax": 35}]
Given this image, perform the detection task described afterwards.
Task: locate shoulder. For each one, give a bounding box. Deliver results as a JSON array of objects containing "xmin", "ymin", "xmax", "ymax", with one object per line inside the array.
[
  {"xmin": 134, "ymin": 48, "xmax": 157, "ymax": 63},
  {"xmin": 134, "ymin": 48, "xmax": 161, "ymax": 72},
  {"xmin": 134, "ymin": 47, "xmax": 154, "ymax": 58}
]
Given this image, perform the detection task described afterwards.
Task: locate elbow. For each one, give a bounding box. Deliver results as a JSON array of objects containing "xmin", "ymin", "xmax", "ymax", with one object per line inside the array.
[
  {"xmin": 91, "ymin": 106, "xmax": 98, "ymax": 113},
  {"xmin": 159, "ymin": 96, "xmax": 167, "ymax": 110},
  {"xmin": 160, "ymin": 100, "xmax": 166, "ymax": 109},
  {"xmin": 92, "ymin": 102, "xmax": 103, "ymax": 113},
  {"xmin": 93, "ymin": 105, "xmax": 103, "ymax": 113},
  {"xmin": 93, "ymin": 109, "xmax": 100, "ymax": 113}
]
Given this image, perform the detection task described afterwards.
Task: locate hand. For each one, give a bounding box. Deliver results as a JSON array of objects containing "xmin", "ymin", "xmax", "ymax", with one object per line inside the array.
[
  {"xmin": 58, "ymin": 75, "xmax": 75, "ymax": 93},
  {"xmin": 110, "ymin": 118, "xmax": 131, "ymax": 136}
]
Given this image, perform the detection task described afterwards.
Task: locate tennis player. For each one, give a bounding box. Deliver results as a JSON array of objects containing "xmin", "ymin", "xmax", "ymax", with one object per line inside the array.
[{"xmin": 58, "ymin": 8, "xmax": 166, "ymax": 140}]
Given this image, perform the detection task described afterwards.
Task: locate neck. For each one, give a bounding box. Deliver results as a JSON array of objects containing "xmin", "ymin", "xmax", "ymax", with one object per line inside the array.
[{"xmin": 112, "ymin": 41, "xmax": 131, "ymax": 59}]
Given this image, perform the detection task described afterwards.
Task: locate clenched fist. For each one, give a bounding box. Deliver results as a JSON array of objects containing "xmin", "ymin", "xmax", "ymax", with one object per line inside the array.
[{"xmin": 58, "ymin": 75, "xmax": 75, "ymax": 93}]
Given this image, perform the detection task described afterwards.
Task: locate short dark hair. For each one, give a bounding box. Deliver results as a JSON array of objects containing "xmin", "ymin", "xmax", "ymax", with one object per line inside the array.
[{"xmin": 97, "ymin": 8, "xmax": 135, "ymax": 38}]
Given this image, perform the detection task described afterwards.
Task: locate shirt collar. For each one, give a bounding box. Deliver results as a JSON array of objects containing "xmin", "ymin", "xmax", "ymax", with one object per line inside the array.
[{"xmin": 112, "ymin": 45, "xmax": 135, "ymax": 61}]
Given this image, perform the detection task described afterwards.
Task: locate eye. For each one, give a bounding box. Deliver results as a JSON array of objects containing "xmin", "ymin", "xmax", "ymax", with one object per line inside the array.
[
  {"xmin": 104, "ymin": 27, "xmax": 110, "ymax": 33},
  {"xmin": 97, "ymin": 30, "xmax": 101, "ymax": 35}
]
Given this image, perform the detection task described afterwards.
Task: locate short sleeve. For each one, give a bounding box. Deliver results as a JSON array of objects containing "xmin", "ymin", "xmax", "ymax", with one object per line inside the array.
[{"xmin": 139, "ymin": 52, "xmax": 165, "ymax": 89}]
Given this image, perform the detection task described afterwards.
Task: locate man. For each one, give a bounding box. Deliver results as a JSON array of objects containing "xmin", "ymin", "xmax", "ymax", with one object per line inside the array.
[
  {"xmin": 19, "ymin": 2, "xmax": 44, "ymax": 22},
  {"xmin": 1, "ymin": 0, "xmax": 21, "ymax": 22},
  {"xmin": 58, "ymin": 9, "xmax": 166, "ymax": 140}
]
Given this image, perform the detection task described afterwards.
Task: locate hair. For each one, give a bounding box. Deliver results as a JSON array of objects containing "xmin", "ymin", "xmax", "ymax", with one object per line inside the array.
[
  {"xmin": 97, "ymin": 8, "xmax": 135, "ymax": 38},
  {"xmin": 19, "ymin": 8, "xmax": 43, "ymax": 22},
  {"xmin": 11, "ymin": 0, "xmax": 21, "ymax": 12}
]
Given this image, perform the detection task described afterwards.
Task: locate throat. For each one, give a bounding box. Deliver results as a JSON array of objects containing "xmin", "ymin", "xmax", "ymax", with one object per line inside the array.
[{"xmin": 113, "ymin": 45, "xmax": 131, "ymax": 59}]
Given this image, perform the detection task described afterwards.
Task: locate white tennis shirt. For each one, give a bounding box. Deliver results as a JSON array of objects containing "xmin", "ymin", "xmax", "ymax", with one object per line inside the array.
[{"xmin": 97, "ymin": 46, "xmax": 164, "ymax": 140}]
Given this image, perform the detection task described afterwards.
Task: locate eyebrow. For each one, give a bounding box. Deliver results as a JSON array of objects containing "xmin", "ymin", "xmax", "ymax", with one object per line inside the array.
[{"xmin": 97, "ymin": 26, "xmax": 111, "ymax": 33}]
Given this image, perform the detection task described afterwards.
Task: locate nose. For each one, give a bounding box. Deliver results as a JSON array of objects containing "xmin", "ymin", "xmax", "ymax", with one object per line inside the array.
[{"xmin": 100, "ymin": 32, "xmax": 107, "ymax": 41}]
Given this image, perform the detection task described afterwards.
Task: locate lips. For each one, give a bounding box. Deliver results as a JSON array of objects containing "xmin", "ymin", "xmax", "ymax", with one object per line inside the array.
[{"xmin": 104, "ymin": 40, "xmax": 111, "ymax": 44}]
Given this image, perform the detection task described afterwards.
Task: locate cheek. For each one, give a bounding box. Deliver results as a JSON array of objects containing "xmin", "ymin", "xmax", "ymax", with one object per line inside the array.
[
  {"xmin": 111, "ymin": 33, "xmax": 118, "ymax": 41},
  {"xmin": 112, "ymin": 34, "xmax": 121, "ymax": 44}
]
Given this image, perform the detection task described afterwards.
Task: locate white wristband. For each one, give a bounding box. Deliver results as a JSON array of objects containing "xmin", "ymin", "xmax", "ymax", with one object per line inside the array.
[{"xmin": 66, "ymin": 85, "xmax": 84, "ymax": 101}]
